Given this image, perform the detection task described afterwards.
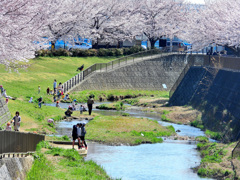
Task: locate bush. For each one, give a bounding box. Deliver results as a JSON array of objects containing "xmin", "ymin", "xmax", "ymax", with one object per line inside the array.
[
  {"xmin": 98, "ymin": 48, "xmax": 109, "ymax": 56},
  {"xmin": 114, "ymin": 48, "xmax": 123, "ymax": 56},
  {"xmin": 52, "ymin": 48, "xmax": 71, "ymax": 56},
  {"xmin": 36, "ymin": 46, "xmax": 145, "ymax": 58},
  {"xmin": 88, "ymin": 49, "xmax": 98, "ymax": 56}
]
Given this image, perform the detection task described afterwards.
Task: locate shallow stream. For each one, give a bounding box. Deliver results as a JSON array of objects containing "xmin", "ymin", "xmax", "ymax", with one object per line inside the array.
[{"xmin": 45, "ymin": 102, "xmax": 213, "ymax": 180}]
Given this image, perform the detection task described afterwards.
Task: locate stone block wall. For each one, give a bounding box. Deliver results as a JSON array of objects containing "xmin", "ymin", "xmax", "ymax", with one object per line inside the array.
[
  {"xmin": 169, "ymin": 66, "xmax": 240, "ymax": 141},
  {"xmin": 71, "ymin": 54, "xmax": 203, "ymax": 92},
  {"xmin": 0, "ymin": 94, "xmax": 11, "ymax": 127},
  {"xmin": 0, "ymin": 157, "xmax": 33, "ymax": 179}
]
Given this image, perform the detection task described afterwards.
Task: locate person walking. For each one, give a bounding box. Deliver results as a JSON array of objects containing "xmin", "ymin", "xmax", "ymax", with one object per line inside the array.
[
  {"xmin": 80, "ymin": 123, "xmax": 87, "ymax": 149},
  {"xmin": 87, "ymin": 96, "xmax": 94, "ymax": 115},
  {"xmin": 11, "ymin": 111, "xmax": 21, "ymax": 131},
  {"xmin": 53, "ymin": 79, "xmax": 57, "ymax": 94},
  {"xmin": 38, "ymin": 96, "xmax": 43, "ymax": 108}
]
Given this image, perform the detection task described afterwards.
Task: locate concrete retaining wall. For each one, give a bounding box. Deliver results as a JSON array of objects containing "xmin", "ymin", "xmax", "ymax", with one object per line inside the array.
[
  {"xmin": 0, "ymin": 94, "xmax": 11, "ymax": 127},
  {"xmin": 169, "ymin": 66, "xmax": 240, "ymax": 141},
  {"xmin": 71, "ymin": 55, "xmax": 204, "ymax": 92},
  {"xmin": 0, "ymin": 157, "xmax": 33, "ymax": 180}
]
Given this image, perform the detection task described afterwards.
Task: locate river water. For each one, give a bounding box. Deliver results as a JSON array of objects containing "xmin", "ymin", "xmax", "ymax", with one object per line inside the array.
[{"xmin": 45, "ymin": 102, "xmax": 213, "ymax": 180}]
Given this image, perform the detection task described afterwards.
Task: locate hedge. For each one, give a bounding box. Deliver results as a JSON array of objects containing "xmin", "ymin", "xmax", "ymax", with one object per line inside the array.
[{"xmin": 35, "ymin": 46, "xmax": 145, "ymax": 57}]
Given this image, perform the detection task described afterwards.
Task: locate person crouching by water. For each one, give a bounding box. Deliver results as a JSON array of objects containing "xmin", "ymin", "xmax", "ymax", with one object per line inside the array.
[
  {"xmin": 72, "ymin": 123, "xmax": 80, "ymax": 149},
  {"xmin": 80, "ymin": 123, "xmax": 87, "ymax": 149},
  {"xmin": 65, "ymin": 106, "xmax": 73, "ymax": 117},
  {"xmin": 87, "ymin": 96, "xmax": 94, "ymax": 115},
  {"xmin": 11, "ymin": 111, "xmax": 21, "ymax": 131}
]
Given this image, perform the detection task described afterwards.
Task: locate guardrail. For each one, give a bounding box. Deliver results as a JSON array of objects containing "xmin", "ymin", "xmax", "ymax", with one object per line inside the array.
[
  {"xmin": 62, "ymin": 49, "xmax": 179, "ymax": 93},
  {"xmin": 0, "ymin": 131, "xmax": 45, "ymax": 159}
]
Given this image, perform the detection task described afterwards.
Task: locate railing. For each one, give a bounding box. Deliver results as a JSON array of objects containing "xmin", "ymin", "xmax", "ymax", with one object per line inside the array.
[
  {"xmin": 63, "ymin": 49, "xmax": 178, "ymax": 93},
  {"xmin": 0, "ymin": 131, "xmax": 45, "ymax": 159}
]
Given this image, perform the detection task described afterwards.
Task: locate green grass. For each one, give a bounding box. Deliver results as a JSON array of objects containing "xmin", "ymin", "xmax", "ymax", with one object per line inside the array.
[
  {"xmin": 0, "ymin": 56, "xmax": 115, "ymax": 129},
  {"xmin": 71, "ymin": 90, "xmax": 169, "ymax": 103},
  {"xmin": 205, "ymin": 129, "xmax": 222, "ymax": 141},
  {"xmin": 160, "ymin": 110, "xmax": 171, "ymax": 122},
  {"xmin": 197, "ymin": 143, "xmax": 227, "ymax": 163},
  {"xmin": 0, "ymin": 56, "xmax": 115, "ymax": 101},
  {"xmin": 27, "ymin": 141, "xmax": 112, "ymax": 180},
  {"xmin": 195, "ymin": 136, "xmax": 209, "ymax": 143},
  {"xmin": 86, "ymin": 115, "xmax": 175, "ymax": 145},
  {"xmin": 190, "ymin": 114, "xmax": 204, "ymax": 130}
]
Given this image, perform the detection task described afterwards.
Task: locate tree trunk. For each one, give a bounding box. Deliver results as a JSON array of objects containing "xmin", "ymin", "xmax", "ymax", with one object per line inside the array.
[
  {"xmin": 150, "ymin": 39, "xmax": 157, "ymax": 49},
  {"xmin": 92, "ymin": 38, "xmax": 99, "ymax": 49}
]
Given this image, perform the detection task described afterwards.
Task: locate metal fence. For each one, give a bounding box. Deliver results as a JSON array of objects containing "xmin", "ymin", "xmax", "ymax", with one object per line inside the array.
[
  {"xmin": 62, "ymin": 49, "xmax": 177, "ymax": 93},
  {"xmin": 169, "ymin": 54, "xmax": 240, "ymax": 98},
  {"xmin": 0, "ymin": 131, "xmax": 45, "ymax": 158}
]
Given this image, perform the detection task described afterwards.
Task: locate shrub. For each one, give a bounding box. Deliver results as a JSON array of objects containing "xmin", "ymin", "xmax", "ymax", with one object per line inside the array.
[
  {"xmin": 114, "ymin": 48, "xmax": 123, "ymax": 56},
  {"xmin": 98, "ymin": 48, "xmax": 109, "ymax": 56},
  {"xmin": 52, "ymin": 48, "xmax": 70, "ymax": 56},
  {"xmin": 88, "ymin": 49, "xmax": 98, "ymax": 56}
]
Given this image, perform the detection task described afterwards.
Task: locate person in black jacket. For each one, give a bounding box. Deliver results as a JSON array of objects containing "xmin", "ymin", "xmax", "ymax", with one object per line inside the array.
[{"xmin": 72, "ymin": 124, "xmax": 80, "ymax": 149}]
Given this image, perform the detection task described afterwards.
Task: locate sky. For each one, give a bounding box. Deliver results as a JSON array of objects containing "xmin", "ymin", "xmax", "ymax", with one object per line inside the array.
[{"xmin": 187, "ymin": 0, "xmax": 205, "ymax": 4}]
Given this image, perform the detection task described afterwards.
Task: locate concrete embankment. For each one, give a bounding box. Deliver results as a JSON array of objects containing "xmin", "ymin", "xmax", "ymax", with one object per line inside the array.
[
  {"xmin": 71, "ymin": 55, "xmax": 205, "ymax": 91},
  {"xmin": 0, "ymin": 157, "xmax": 33, "ymax": 179},
  {"xmin": 169, "ymin": 66, "xmax": 240, "ymax": 141}
]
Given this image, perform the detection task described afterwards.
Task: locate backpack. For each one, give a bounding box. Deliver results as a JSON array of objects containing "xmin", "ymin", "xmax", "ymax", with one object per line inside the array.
[{"xmin": 72, "ymin": 125, "xmax": 78, "ymax": 136}]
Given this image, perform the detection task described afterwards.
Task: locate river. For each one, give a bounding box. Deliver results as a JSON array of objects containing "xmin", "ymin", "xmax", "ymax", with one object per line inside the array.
[{"xmin": 45, "ymin": 102, "xmax": 213, "ymax": 180}]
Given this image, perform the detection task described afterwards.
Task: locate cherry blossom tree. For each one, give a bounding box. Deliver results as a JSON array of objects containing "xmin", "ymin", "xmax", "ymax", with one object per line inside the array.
[
  {"xmin": 137, "ymin": 0, "xmax": 188, "ymax": 49},
  {"xmin": 45, "ymin": 0, "xmax": 89, "ymax": 50},
  {"xmin": 182, "ymin": 0, "xmax": 240, "ymax": 51},
  {"xmin": 0, "ymin": 0, "xmax": 49, "ymax": 66},
  {"xmin": 82, "ymin": 0, "xmax": 132, "ymax": 48}
]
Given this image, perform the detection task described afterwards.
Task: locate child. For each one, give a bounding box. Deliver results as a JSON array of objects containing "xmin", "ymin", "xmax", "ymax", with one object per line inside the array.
[
  {"xmin": 56, "ymin": 101, "xmax": 60, "ymax": 108},
  {"xmin": 50, "ymin": 89, "xmax": 53, "ymax": 95},
  {"xmin": 62, "ymin": 93, "xmax": 65, "ymax": 99},
  {"xmin": 80, "ymin": 105, "xmax": 83, "ymax": 114},
  {"xmin": 47, "ymin": 87, "xmax": 50, "ymax": 95},
  {"xmin": 72, "ymin": 99, "xmax": 77, "ymax": 110},
  {"xmin": 5, "ymin": 122, "xmax": 12, "ymax": 131},
  {"xmin": 12, "ymin": 111, "xmax": 21, "ymax": 131},
  {"xmin": 38, "ymin": 85, "xmax": 41, "ymax": 94}
]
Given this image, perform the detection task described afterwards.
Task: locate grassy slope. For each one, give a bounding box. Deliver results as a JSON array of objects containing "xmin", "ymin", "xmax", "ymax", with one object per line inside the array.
[
  {"xmin": 0, "ymin": 56, "xmax": 115, "ymax": 130},
  {"xmin": 0, "ymin": 56, "xmax": 115, "ymax": 100}
]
